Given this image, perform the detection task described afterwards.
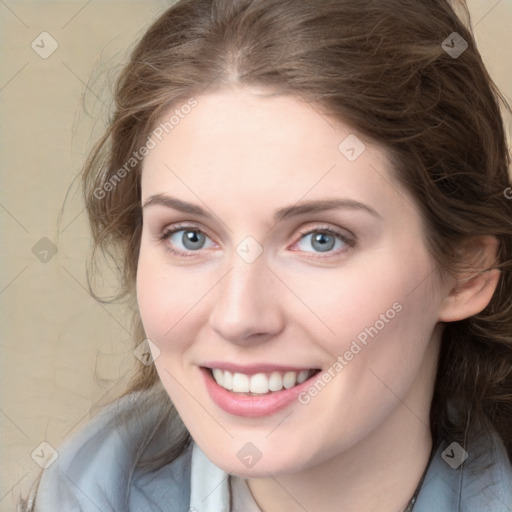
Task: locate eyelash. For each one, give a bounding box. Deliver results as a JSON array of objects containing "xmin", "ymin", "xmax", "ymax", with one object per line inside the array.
[{"xmin": 158, "ymin": 223, "xmax": 356, "ymax": 260}]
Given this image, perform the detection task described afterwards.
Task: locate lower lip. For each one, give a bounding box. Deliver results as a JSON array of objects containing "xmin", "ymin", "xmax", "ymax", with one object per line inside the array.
[{"xmin": 200, "ymin": 367, "xmax": 320, "ymax": 417}]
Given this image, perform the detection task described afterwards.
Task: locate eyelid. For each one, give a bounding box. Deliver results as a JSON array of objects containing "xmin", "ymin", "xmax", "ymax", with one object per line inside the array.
[
  {"xmin": 293, "ymin": 223, "xmax": 356, "ymax": 244},
  {"xmin": 158, "ymin": 221, "xmax": 215, "ymax": 243}
]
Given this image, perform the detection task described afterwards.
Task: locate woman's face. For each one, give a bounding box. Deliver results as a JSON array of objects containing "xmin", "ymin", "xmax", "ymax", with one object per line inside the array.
[{"xmin": 137, "ymin": 87, "xmax": 447, "ymax": 476}]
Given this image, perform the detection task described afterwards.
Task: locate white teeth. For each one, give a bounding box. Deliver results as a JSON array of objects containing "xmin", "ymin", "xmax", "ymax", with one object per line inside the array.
[
  {"xmin": 223, "ymin": 370, "xmax": 233, "ymax": 390},
  {"xmin": 212, "ymin": 368, "xmax": 223, "ymax": 386},
  {"xmin": 232, "ymin": 373, "xmax": 250, "ymax": 393},
  {"xmin": 297, "ymin": 370, "xmax": 309, "ymax": 384},
  {"xmin": 249, "ymin": 373, "xmax": 268, "ymax": 393},
  {"xmin": 282, "ymin": 371, "xmax": 297, "ymax": 389},
  {"xmin": 210, "ymin": 368, "xmax": 316, "ymax": 394},
  {"xmin": 268, "ymin": 372, "xmax": 283, "ymax": 391}
]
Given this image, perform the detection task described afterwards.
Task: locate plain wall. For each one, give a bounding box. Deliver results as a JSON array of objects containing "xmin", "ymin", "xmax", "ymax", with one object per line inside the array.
[{"xmin": 1, "ymin": 0, "xmax": 511, "ymax": 509}]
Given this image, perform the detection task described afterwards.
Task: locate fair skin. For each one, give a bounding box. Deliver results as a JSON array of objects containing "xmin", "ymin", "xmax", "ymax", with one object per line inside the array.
[{"xmin": 136, "ymin": 87, "xmax": 499, "ymax": 512}]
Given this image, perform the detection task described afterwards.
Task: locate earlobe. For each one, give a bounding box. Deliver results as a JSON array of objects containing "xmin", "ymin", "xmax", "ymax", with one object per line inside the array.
[{"xmin": 438, "ymin": 236, "xmax": 501, "ymax": 322}]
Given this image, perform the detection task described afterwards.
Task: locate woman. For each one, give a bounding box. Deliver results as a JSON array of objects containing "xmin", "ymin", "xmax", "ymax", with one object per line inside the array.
[{"xmin": 20, "ymin": 0, "xmax": 512, "ymax": 510}]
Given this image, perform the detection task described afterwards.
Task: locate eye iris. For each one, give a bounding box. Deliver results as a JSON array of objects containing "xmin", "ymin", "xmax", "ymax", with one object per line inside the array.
[
  {"xmin": 311, "ymin": 232, "xmax": 335, "ymax": 252},
  {"xmin": 183, "ymin": 230, "xmax": 205, "ymax": 250}
]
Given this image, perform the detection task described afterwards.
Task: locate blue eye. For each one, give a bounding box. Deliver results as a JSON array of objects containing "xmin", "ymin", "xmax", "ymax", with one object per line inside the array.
[
  {"xmin": 160, "ymin": 224, "xmax": 355, "ymax": 259},
  {"xmin": 294, "ymin": 228, "xmax": 355, "ymax": 256},
  {"xmin": 161, "ymin": 226, "xmax": 214, "ymax": 257}
]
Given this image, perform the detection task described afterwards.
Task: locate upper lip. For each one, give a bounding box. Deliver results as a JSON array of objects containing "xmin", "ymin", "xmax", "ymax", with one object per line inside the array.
[{"xmin": 201, "ymin": 361, "xmax": 320, "ymax": 374}]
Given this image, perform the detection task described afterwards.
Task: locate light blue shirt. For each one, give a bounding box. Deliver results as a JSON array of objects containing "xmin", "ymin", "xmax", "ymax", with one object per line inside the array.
[{"xmin": 26, "ymin": 388, "xmax": 512, "ymax": 511}]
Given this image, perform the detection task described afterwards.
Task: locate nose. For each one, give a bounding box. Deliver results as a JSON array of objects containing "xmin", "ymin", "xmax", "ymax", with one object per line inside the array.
[{"xmin": 209, "ymin": 256, "xmax": 285, "ymax": 345}]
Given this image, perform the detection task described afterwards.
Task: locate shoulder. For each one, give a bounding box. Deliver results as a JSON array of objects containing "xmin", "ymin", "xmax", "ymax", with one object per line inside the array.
[
  {"xmin": 415, "ymin": 428, "xmax": 512, "ymax": 512},
  {"xmin": 28, "ymin": 388, "xmax": 192, "ymax": 512}
]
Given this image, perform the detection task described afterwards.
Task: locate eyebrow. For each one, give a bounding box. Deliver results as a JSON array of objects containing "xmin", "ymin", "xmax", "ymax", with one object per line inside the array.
[{"xmin": 142, "ymin": 194, "xmax": 382, "ymax": 223}]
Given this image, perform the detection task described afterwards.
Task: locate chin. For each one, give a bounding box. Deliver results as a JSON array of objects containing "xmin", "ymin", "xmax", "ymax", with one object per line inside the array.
[
  {"xmin": 204, "ymin": 444, "xmax": 311, "ymax": 478},
  {"xmin": 220, "ymin": 459, "xmax": 294, "ymax": 478}
]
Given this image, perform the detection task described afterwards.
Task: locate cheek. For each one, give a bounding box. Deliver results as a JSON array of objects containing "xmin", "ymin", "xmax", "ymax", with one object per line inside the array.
[
  {"xmin": 135, "ymin": 255, "xmax": 196, "ymax": 399},
  {"xmin": 316, "ymin": 258, "xmax": 439, "ymax": 423},
  {"xmin": 282, "ymin": 251, "xmax": 432, "ymax": 355},
  {"xmin": 299, "ymin": 246, "xmax": 440, "ymax": 402},
  {"xmin": 135, "ymin": 250, "xmax": 189, "ymax": 347},
  {"xmin": 136, "ymin": 256, "xmax": 164, "ymax": 339},
  {"xmin": 135, "ymin": 249, "xmax": 219, "ymax": 370}
]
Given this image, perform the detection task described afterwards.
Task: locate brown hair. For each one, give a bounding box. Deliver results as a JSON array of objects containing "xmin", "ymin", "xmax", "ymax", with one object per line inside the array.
[{"xmin": 80, "ymin": 0, "xmax": 512, "ymax": 471}]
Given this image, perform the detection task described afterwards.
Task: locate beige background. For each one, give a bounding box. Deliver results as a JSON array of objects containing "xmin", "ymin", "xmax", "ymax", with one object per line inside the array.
[{"xmin": 1, "ymin": 0, "xmax": 511, "ymax": 509}]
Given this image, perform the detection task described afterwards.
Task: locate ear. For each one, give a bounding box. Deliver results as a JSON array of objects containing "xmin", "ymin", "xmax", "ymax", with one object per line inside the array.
[{"xmin": 438, "ymin": 235, "xmax": 501, "ymax": 322}]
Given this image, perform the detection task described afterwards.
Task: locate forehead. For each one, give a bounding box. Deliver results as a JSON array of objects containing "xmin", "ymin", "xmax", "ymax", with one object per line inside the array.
[{"xmin": 140, "ymin": 89, "xmax": 407, "ymax": 222}]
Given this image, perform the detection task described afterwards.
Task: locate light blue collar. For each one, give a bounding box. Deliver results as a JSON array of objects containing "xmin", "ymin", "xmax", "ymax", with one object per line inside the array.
[
  {"xmin": 28, "ymin": 389, "xmax": 512, "ymax": 512},
  {"xmin": 189, "ymin": 442, "xmax": 231, "ymax": 511},
  {"xmin": 414, "ymin": 431, "xmax": 512, "ymax": 511}
]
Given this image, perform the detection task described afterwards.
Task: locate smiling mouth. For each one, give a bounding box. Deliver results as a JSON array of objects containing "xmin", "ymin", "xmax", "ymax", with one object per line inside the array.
[{"xmin": 204, "ymin": 367, "xmax": 322, "ymax": 395}]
